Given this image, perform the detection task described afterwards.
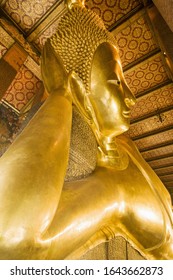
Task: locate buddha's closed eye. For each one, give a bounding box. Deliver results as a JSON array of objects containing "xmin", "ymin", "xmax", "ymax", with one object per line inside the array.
[{"xmin": 107, "ymin": 79, "xmax": 121, "ymax": 86}]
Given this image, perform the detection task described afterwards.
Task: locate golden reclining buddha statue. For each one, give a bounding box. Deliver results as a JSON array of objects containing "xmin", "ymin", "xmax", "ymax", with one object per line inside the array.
[{"xmin": 0, "ymin": 0, "xmax": 173, "ymax": 260}]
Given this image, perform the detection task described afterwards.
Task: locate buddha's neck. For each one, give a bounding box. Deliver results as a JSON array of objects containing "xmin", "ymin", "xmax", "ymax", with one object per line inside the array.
[{"xmin": 81, "ymin": 105, "xmax": 129, "ymax": 169}]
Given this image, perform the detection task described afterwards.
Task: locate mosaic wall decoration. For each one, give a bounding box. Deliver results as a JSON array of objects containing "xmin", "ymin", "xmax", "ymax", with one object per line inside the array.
[
  {"xmin": 0, "ymin": 123, "xmax": 11, "ymax": 157},
  {"xmin": 85, "ymin": 0, "xmax": 142, "ymax": 28},
  {"xmin": 33, "ymin": 17, "xmax": 62, "ymax": 50},
  {"xmin": 0, "ymin": 43, "xmax": 28, "ymax": 99},
  {"xmin": 0, "ymin": 19, "xmax": 40, "ymax": 63},
  {"xmin": 0, "ymin": 43, "xmax": 7, "ymax": 59},
  {"xmin": 124, "ymin": 53, "xmax": 169, "ymax": 95},
  {"xmin": 130, "ymin": 83, "xmax": 173, "ymax": 120},
  {"xmin": 0, "ymin": 25, "xmax": 14, "ymax": 58},
  {"xmin": 0, "ymin": 103, "xmax": 23, "ymax": 156},
  {"xmin": 3, "ymin": 0, "xmax": 57, "ymax": 32},
  {"xmin": 3, "ymin": 0, "xmax": 142, "ymax": 33},
  {"xmin": 113, "ymin": 13, "xmax": 158, "ymax": 67},
  {"xmin": 0, "ymin": 58, "xmax": 17, "ymax": 100},
  {"xmin": 24, "ymin": 55, "xmax": 42, "ymax": 80},
  {"xmin": 127, "ymin": 109, "xmax": 173, "ymax": 139},
  {"xmin": 30, "ymin": 2, "xmax": 66, "ymax": 50},
  {"xmin": 0, "ymin": 25, "xmax": 14, "ymax": 49},
  {"xmin": 3, "ymin": 43, "xmax": 28, "ymax": 72},
  {"xmin": 3, "ymin": 65, "xmax": 42, "ymax": 112}
]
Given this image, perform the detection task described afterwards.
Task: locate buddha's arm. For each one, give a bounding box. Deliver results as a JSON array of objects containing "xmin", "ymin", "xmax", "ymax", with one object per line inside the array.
[
  {"xmin": 39, "ymin": 155, "xmax": 171, "ymax": 260},
  {"xmin": 45, "ymin": 156, "xmax": 173, "ymax": 260},
  {"xmin": 0, "ymin": 42, "xmax": 72, "ymax": 258},
  {"xmin": 41, "ymin": 166, "xmax": 124, "ymax": 259}
]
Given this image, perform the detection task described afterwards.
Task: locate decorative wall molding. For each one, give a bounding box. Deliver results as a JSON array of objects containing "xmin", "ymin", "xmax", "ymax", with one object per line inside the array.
[{"xmin": 0, "ymin": 18, "xmax": 40, "ymax": 63}]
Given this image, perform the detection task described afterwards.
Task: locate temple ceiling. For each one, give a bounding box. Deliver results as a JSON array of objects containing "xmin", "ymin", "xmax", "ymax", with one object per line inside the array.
[{"xmin": 0, "ymin": 0, "xmax": 173, "ymax": 198}]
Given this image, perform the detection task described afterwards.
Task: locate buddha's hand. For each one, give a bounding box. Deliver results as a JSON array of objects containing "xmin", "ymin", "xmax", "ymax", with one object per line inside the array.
[{"xmin": 41, "ymin": 39, "xmax": 72, "ymax": 100}]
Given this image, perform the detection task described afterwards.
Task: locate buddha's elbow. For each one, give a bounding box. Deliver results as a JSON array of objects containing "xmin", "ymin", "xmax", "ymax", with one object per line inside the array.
[{"xmin": 0, "ymin": 227, "xmax": 49, "ymax": 260}]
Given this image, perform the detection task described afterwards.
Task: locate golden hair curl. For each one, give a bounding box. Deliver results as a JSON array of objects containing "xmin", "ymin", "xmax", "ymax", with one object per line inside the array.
[{"xmin": 50, "ymin": 6, "xmax": 116, "ymax": 94}]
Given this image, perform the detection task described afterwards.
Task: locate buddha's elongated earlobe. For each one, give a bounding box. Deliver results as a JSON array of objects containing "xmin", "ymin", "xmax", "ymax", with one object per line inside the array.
[
  {"xmin": 68, "ymin": 71, "xmax": 103, "ymax": 147},
  {"xmin": 68, "ymin": 71, "xmax": 92, "ymax": 121}
]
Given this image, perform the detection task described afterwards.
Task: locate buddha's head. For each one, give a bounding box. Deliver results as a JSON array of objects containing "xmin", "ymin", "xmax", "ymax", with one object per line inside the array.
[{"xmin": 50, "ymin": 0, "xmax": 136, "ymax": 151}]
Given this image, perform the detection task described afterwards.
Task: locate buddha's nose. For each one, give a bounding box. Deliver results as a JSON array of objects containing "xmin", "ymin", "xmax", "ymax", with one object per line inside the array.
[
  {"xmin": 125, "ymin": 96, "xmax": 136, "ymax": 108},
  {"xmin": 124, "ymin": 84, "xmax": 136, "ymax": 108}
]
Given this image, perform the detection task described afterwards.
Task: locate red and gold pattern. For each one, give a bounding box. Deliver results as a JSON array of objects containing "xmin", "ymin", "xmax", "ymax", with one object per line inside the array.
[
  {"xmin": 3, "ymin": 65, "xmax": 42, "ymax": 112},
  {"xmin": 0, "ymin": 43, "xmax": 7, "ymax": 58},
  {"xmin": 130, "ymin": 83, "xmax": 173, "ymax": 120},
  {"xmin": 34, "ymin": 17, "xmax": 62, "ymax": 50},
  {"xmin": 85, "ymin": 0, "xmax": 142, "ymax": 28},
  {"xmin": 113, "ymin": 13, "xmax": 158, "ymax": 67},
  {"xmin": 127, "ymin": 109, "xmax": 173, "ymax": 139},
  {"xmin": 3, "ymin": 43, "xmax": 27, "ymax": 72},
  {"xmin": 24, "ymin": 56, "xmax": 41, "ymax": 80},
  {"xmin": 124, "ymin": 53, "xmax": 169, "ymax": 95},
  {"xmin": 3, "ymin": 0, "xmax": 57, "ymax": 32},
  {"xmin": 0, "ymin": 19, "xmax": 40, "ymax": 63},
  {"xmin": 0, "ymin": 25, "xmax": 14, "ymax": 49},
  {"xmin": 29, "ymin": 0, "xmax": 143, "ymax": 50}
]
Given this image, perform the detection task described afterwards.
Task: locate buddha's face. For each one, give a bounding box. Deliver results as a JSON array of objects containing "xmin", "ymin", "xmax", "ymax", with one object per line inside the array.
[{"xmin": 89, "ymin": 42, "xmax": 136, "ymax": 139}]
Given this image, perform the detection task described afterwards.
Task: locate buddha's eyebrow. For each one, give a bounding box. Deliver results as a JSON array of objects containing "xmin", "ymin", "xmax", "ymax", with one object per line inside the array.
[{"xmin": 107, "ymin": 71, "xmax": 119, "ymax": 80}]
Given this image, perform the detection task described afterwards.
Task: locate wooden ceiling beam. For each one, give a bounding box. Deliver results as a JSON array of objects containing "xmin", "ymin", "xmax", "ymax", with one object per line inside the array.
[
  {"xmin": 160, "ymin": 177, "xmax": 173, "ymax": 183},
  {"xmin": 0, "ymin": 8, "xmax": 26, "ymax": 37},
  {"xmin": 156, "ymin": 170, "xmax": 173, "ymax": 176},
  {"xmin": 146, "ymin": 153, "xmax": 173, "ymax": 162},
  {"xmin": 141, "ymin": 0, "xmax": 153, "ymax": 6},
  {"xmin": 131, "ymin": 104, "xmax": 173, "ymax": 124},
  {"xmin": 109, "ymin": 3, "xmax": 144, "ymax": 32},
  {"xmin": 123, "ymin": 48, "xmax": 161, "ymax": 72},
  {"xmin": 25, "ymin": 0, "xmax": 64, "ymax": 37},
  {"xmin": 152, "ymin": 162, "xmax": 173, "ymax": 170},
  {"xmin": 140, "ymin": 140, "xmax": 173, "ymax": 152},
  {"xmin": 164, "ymin": 183, "xmax": 173, "ymax": 189},
  {"xmin": 135, "ymin": 79, "xmax": 172, "ymax": 98},
  {"xmin": 132, "ymin": 125, "xmax": 173, "ymax": 141}
]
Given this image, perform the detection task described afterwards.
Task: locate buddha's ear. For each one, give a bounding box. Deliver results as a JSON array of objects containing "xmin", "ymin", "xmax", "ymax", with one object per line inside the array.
[{"xmin": 68, "ymin": 71, "xmax": 92, "ymax": 121}]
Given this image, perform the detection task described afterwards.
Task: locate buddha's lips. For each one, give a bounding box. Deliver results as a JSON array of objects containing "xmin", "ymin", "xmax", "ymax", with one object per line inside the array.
[{"xmin": 122, "ymin": 110, "xmax": 130, "ymax": 118}]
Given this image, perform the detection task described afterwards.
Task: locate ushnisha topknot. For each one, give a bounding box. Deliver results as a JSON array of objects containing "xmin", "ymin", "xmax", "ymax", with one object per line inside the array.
[{"xmin": 50, "ymin": 5, "xmax": 116, "ymax": 95}]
